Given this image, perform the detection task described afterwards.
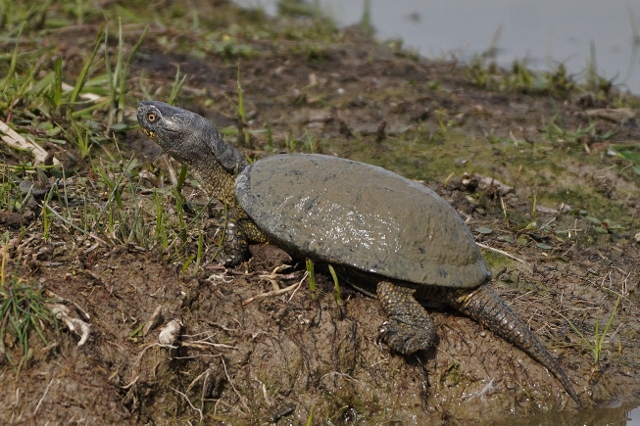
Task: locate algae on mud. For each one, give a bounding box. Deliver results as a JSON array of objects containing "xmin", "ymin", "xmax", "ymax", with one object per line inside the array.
[{"xmin": 0, "ymin": 0, "xmax": 639, "ymax": 424}]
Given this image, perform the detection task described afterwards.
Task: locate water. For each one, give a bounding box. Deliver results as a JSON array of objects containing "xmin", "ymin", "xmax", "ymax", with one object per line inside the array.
[
  {"xmin": 239, "ymin": 0, "xmax": 640, "ymax": 93},
  {"xmin": 630, "ymin": 406, "xmax": 640, "ymax": 426}
]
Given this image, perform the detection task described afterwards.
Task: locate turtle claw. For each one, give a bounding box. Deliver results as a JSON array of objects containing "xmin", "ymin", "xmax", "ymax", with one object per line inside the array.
[
  {"xmin": 377, "ymin": 281, "xmax": 436, "ymax": 355},
  {"xmin": 217, "ymin": 250, "xmax": 244, "ymax": 267},
  {"xmin": 379, "ymin": 318, "xmax": 435, "ymax": 355}
]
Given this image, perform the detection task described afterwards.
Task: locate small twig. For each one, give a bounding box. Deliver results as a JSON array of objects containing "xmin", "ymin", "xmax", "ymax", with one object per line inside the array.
[
  {"xmin": 131, "ymin": 342, "xmax": 163, "ymax": 371},
  {"xmin": 242, "ymin": 277, "xmax": 303, "ymax": 306},
  {"xmin": 121, "ymin": 375, "xmax": 139, "ymax": 390},
  {"xmin": 318, "ymin": 371, "xmax": 364, "ymax": 384},
  {"xmin": 186, "ymin": 366, "xmax": 212, "ymax": 394},
  {"xmin": 182, "ymin": 341, "xmax": 236, "ymax": 350},
  {"xmin": 221, "ymin": 357, "xmax": 249, "ymax": 414},
  {"xmin": 171, "ymin": 387, "xmax": 203, "ymax": 422},
  {"xmin": 33, "ymin": 377, "xmax": 55, "ymax": 415},
  {"xmin": 0, "ymin": 120, "xmax": 60, "ymax": 165},
  {"xmin": 287, "ymin": 272, "xmax": 306, "ymax": 303},
  {"xmin": 45, "ymin": 290, "xmax": 91, "ymax": 320},
  {"xmin": 476, "ymin": 242, "xmax": 527, "ymax": 265}
]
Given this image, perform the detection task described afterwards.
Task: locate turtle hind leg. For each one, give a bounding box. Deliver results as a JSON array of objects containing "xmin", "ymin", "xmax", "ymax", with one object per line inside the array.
[{"xmin": 377, "ymin": 281, "xmax": 437, "ymax": 355}]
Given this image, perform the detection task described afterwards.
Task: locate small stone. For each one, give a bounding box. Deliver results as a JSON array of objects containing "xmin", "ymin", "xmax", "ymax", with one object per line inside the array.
[{"xmin": 158, "ymin": 319, "xmax": 182, "ymax": 346}]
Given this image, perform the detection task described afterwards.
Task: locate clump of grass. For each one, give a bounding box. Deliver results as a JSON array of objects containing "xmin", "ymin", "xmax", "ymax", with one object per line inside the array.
[
  {"xmin": 0, "ymin": 237, "xmax": 57, "ymax": 369},
  {"xmin": 467, "ymin": 56, "xmax": 577, "ymax": 95},
  {"xmin": 282, "ymin": 131, "xmax": 320, "ymax": 153},
  {"xmin": 568, "ymin": 295, "xmax": 621, "ymax": 368},
  {"xmin": 168, "ymin": 66, "xmax": 187, "ymax": 106},
  {"xmin": 359, "ymin": 0, "xmax": 372, "ymax": 36},
  {"xmin": 585, "ymin": 41, "xmax": 614, "ymax": 96},
  {"xmin": 543, "ymin": 110, "xmax": 619, "ymax": 148}
]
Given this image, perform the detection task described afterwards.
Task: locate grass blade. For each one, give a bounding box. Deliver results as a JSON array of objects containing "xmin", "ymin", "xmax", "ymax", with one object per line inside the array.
[{"xmin": 70, "ymin": 27, "xmax": 105, "ymax": 105}]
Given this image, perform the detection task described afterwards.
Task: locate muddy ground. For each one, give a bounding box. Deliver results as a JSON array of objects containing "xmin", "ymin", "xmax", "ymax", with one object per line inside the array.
[{"xmin": 1, "ymin": 1, "xmax": 640, "ymax": 424}]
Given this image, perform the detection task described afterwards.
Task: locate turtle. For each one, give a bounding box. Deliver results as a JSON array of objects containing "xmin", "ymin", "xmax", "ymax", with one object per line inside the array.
[{"xmin": 137, "ymin": 100, "xmax": 579, "ymax": 403}]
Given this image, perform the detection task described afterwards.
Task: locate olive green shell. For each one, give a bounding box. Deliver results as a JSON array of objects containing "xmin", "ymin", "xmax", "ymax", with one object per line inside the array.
[{"xmin": 235, "ymin": 154, "xmax": 491, "ymax": 288}]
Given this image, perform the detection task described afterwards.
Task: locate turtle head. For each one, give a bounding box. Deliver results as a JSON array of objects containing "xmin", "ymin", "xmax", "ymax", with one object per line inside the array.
[
  {"xmin": 137, "ymin": 100, "xmax": 248, "ymax": 173},
  {"xmin": 137, "ymin": 100, "xmax": 206, "ymax": 163}
]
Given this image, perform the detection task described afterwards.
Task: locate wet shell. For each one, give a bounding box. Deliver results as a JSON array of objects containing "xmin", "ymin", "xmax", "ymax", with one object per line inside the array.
[{"xmin": 235, "ymin": 154, "xmax": 491, "ymax": 288}]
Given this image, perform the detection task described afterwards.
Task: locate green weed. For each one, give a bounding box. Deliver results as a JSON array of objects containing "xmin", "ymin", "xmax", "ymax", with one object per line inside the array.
[
  {"xmin": 282, "ymin": 131, "xmax": 320, "ymax": 153},
  {"xmin": 568, "ymin": 295, "xmax": 621, "ymax": 366},
  {"xmin": 585, "ymin": 41, "xmax": 614, "ymax": 96},
  {"xmin": 360, "ymin": 0, "xmax": 372, "ymax": 36},
  {"xmin": 305, "ymin": 258, "xmax": 317, "ymax": 300},
  {"xmin": 543, "ymin": 110, "xmax": 618, "ymax": 147},
  {"xmin": 168, "ymin": 66, "xmax": 187, "ymax": 106},
  {"xmin": 328, "ymin": 265, "xmax": 343, "ymax": 307},
  {"xmin": 234, "ymin": 68, "xmax": 250, "ymax": 146},
  {"xmin": 69, "ymin": 28, "xmax": 104, "ymax": 107},
  {"xmin": 155, "ymin": 190, "xmax": 168, "ymax": 250},
  {"xmin": 105, "ymin": 19, "xmax": 149, "ymax": 124},
  {"xmin": 609, "ymin": 143, "xmax": 640, "ymax": 175}
]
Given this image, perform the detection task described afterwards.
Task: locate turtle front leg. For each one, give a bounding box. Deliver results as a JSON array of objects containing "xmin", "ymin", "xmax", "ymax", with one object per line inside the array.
[
  {"xmin": 221, "ymin": 215, "xmax": 248, "ymax": 266},
  {"xmin": 221, "ymin": 208, "xmax": 268, "ymax": 266},
  {"xmin": 377, "ymin": 281, "xmax": 436, "ymax": 354}
]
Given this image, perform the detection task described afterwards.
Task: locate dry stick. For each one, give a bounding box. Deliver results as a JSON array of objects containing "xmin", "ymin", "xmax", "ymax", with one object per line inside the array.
[
  {"xmin": 33, "ymin": 377, "xmax": 55, "ymax": 415},
  {"xmin": 476, "ymin": 242, "xmax": 528, "ymax": 266},
  {"xmin": 0, "ymin": 120, "xmax": 60, "ymax": 166},
  {"xmin": 171, "ymin": 387, "xmax": 203, "ymax": 422},
  {"xmin": 242, "ymin": 273, "xmax": 306, "ymax": 306},
  {"xmin": 221, "ymin": 357, "xmax": 249, "ymax": 415},
  {"xmin": 187, "ymin": 366, "xmax": 213, "ymax": 394},
  {"xmin": 45, "ymin": 289, "xmax": 91, "ymax": 320},
  {"xmin": 121, "ymin": 375, "xmax": 139, "ymax": 390},
  {"xmin": 131, "ymin": 342, "xmax": 165, "ymax": 372},
  {"xmin": 181, "ymin": 341, "xmax": 235, "ymax": 350}
]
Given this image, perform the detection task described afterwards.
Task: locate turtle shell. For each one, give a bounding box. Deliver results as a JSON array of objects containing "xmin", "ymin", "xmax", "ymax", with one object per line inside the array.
[{"xmin": 235, "ymin": 154, "xmax": 491, "ymax": 288}]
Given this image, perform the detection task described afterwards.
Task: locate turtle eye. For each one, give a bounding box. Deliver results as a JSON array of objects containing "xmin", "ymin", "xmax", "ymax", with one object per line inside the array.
[{"xmin": 147, "ymin": 113, "xmax": 157, "ymax": 122}]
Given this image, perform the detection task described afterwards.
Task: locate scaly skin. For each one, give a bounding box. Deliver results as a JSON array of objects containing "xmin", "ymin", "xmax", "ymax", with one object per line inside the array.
[{"xmin": 137, "ymin": 101, "xmax": 579, "ymax": 403}]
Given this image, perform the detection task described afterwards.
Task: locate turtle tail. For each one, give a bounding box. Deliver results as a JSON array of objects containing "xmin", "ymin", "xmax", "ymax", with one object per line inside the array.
[{"xmin": 443, "ymin": 285, "xmax": 580, "ymax": 404}]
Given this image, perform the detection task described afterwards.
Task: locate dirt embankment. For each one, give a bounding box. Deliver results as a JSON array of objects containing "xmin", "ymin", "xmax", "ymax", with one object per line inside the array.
[{"xmin": 1, "ymin": 1, "xmax": 640, "ymax": 424}]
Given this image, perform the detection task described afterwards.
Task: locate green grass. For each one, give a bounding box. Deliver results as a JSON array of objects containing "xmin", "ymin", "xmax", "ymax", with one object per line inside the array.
[
  {"xmin": 328, "ymin": 265, "xmax": 343, "ymax": 307},
  {"xmin": 0, "ymin": 237, "xmax": 57, "ymax": 369},
  {"xmin": 0, "ymin": 1, "xmax": 224, "ymax": 270},
  {"xmin": 467, "ymin": 56, "xmax": 581, "ymax": 96},
  {"xmin": 568, "ymin": 295, "xmax": 621, "ymax": 367},
  {"xmin": 306, "ymin": 258, "xmax": 317, "ymax": 300}
]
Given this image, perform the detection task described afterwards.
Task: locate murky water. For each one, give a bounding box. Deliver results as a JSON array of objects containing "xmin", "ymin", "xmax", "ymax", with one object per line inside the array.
[
  {"xmin": 239, "ymin": 0, "xmax": 640, "ymax": 94},
  {"xmin": 510, "ymin": 400, "xmax": 640, "ymax": 426},
  {"xmin": 629, "ymin": 406, "xmax": 640, "ymax": 426}
]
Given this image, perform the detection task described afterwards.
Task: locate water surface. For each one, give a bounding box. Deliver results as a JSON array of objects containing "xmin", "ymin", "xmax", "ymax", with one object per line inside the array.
[{"xmin": 240, "ymin": 0, "xmax": 640, "ymax": 93}]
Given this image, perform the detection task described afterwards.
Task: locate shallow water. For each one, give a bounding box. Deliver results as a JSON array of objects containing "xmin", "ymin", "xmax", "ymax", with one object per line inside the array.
[
  {"xmin": 520, "ymin": 401, "xmax": 640, "ymax": 426},
  {"xmin": 239, "ymin": 0, "xmax": 640, "ymax": 93}
]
